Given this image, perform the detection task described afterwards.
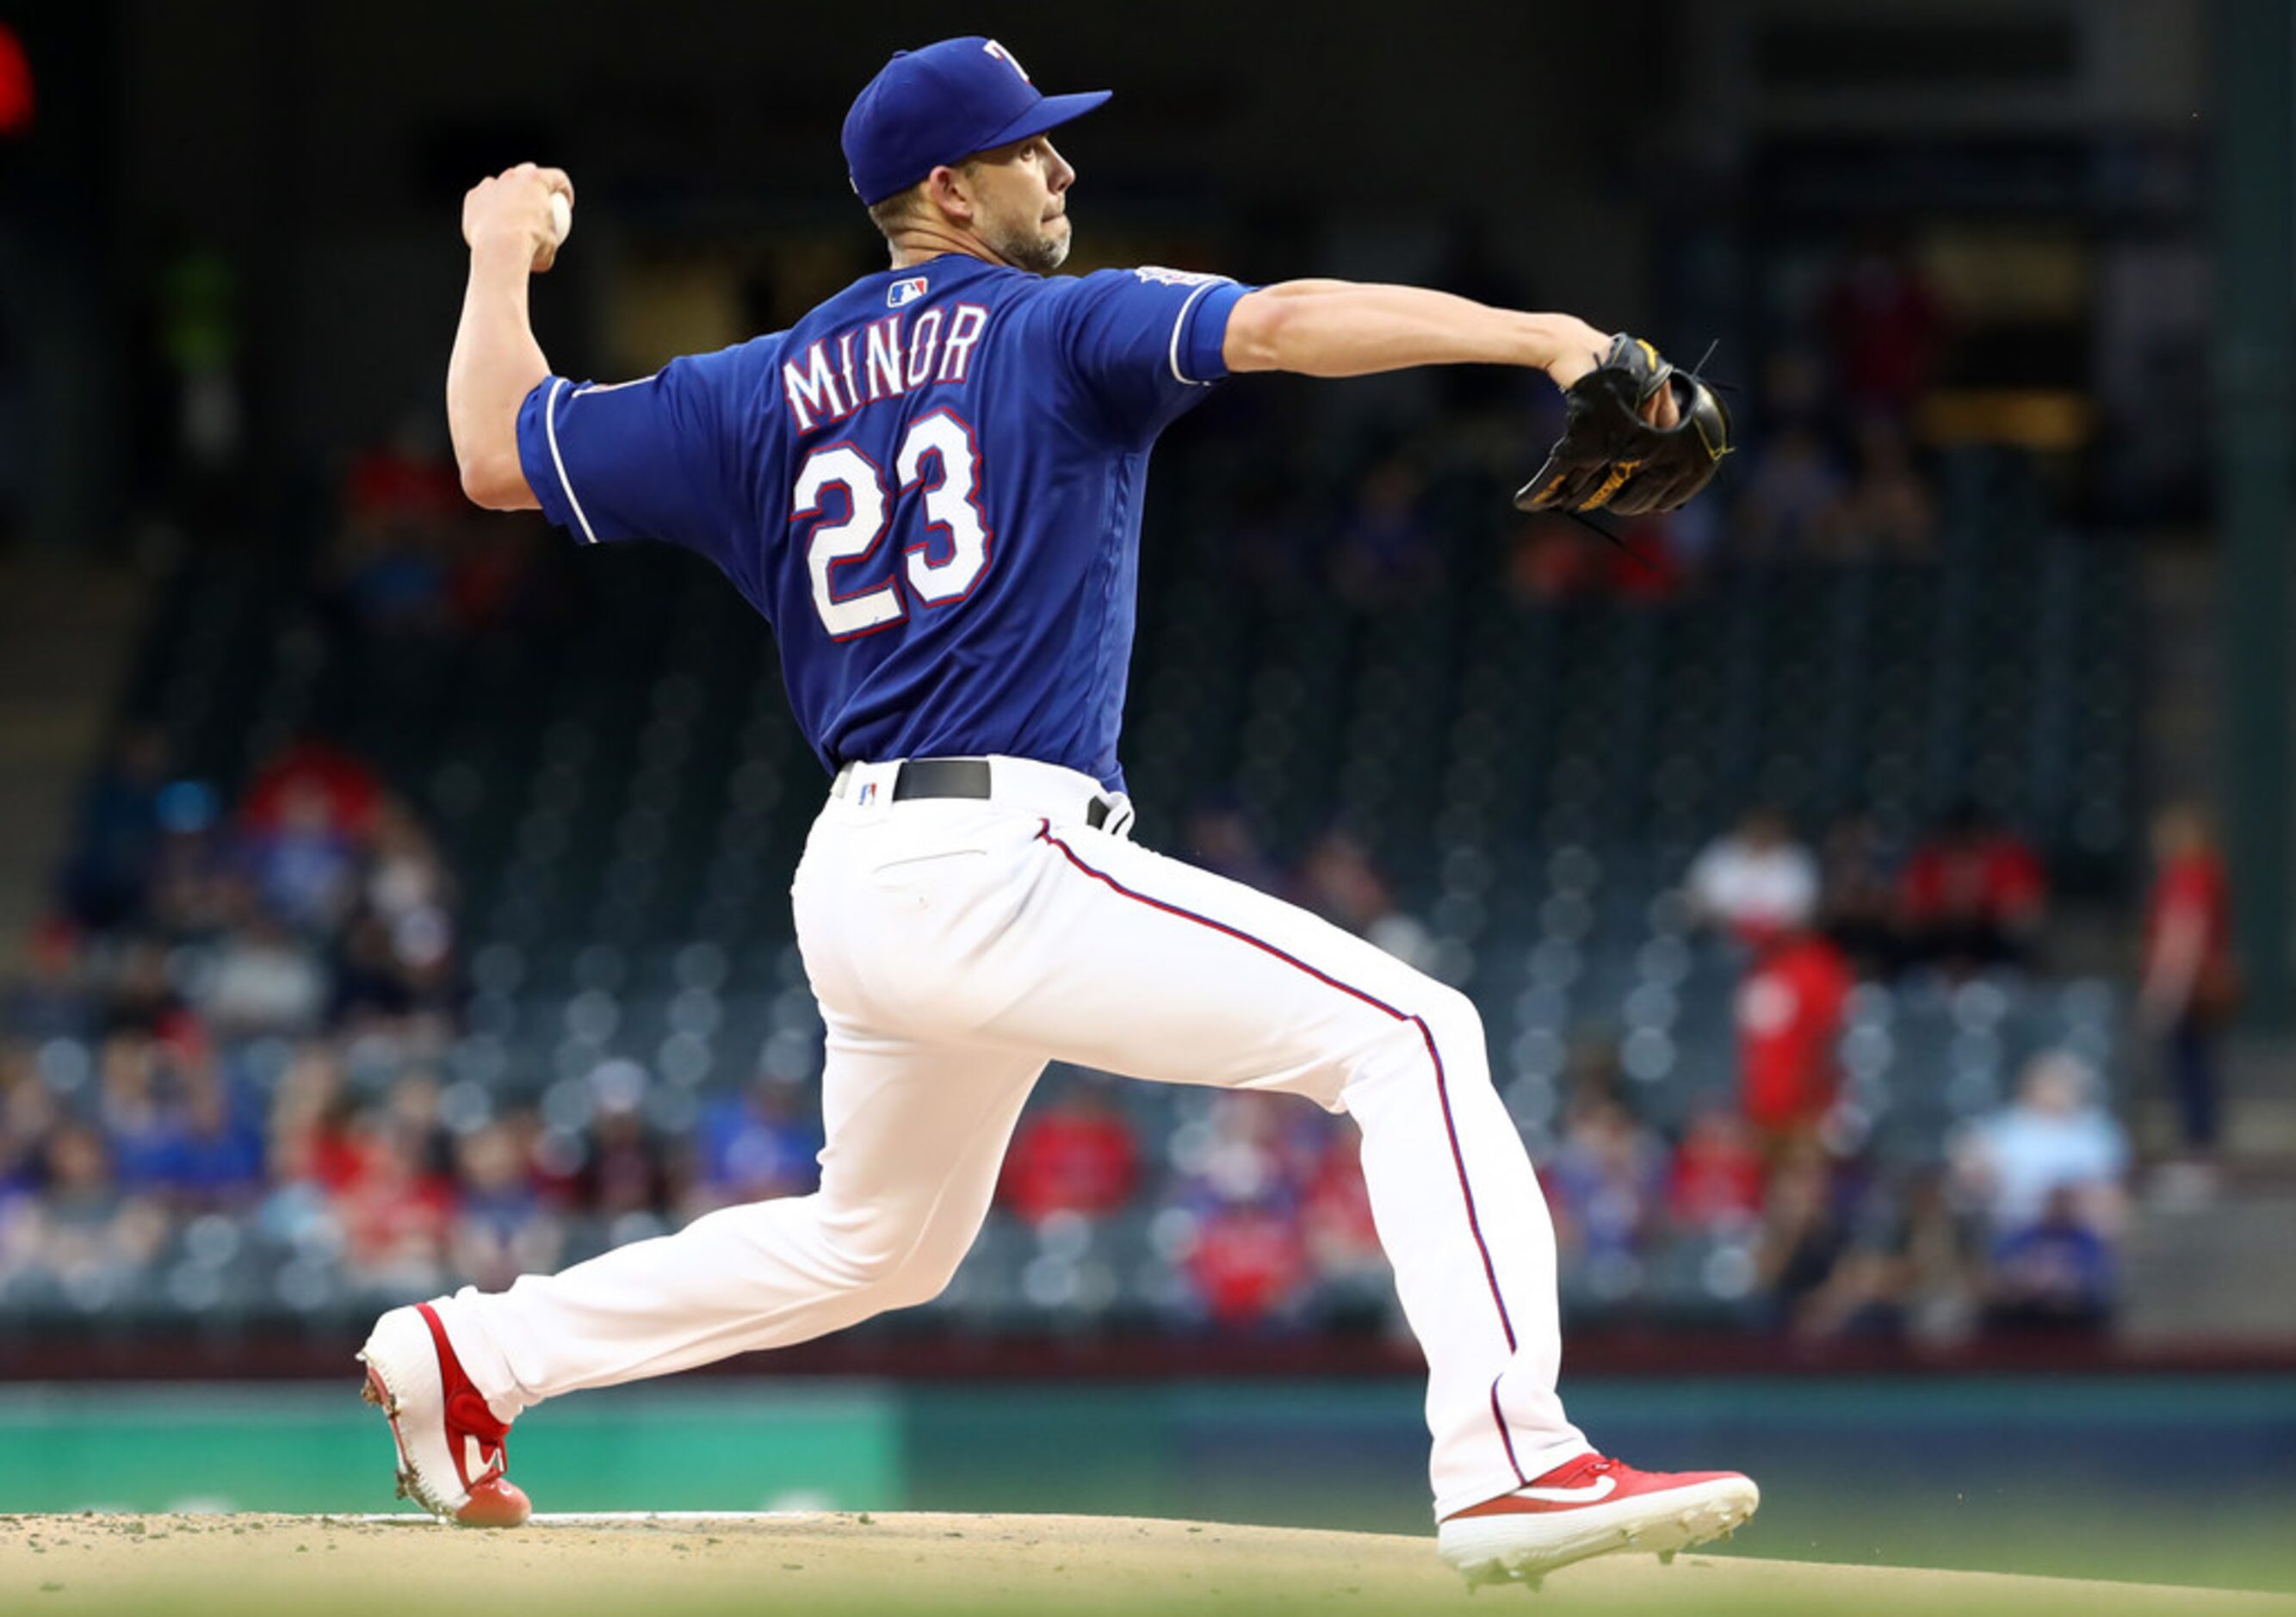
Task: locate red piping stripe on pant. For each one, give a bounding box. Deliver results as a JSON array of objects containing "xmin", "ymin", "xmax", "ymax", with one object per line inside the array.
[{"xmin": 1034, "ymin": 821, "xmax": 1529, "ymax": 1486}]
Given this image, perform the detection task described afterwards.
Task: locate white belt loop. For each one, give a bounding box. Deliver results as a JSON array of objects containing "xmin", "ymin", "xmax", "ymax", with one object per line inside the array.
[{"xmin": 831, "ymin": 759, "xmax": 906, "ymax": 815}]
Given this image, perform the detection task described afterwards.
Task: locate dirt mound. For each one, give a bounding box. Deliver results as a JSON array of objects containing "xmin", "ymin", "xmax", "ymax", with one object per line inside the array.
[{"xmin": 2, "ymin": 1510, "xmax": 2287, "ymax": 1616}]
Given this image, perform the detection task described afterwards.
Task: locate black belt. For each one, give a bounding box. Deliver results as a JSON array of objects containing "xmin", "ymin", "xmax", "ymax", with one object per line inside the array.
[{"xmin": 885, "ymin": 757, "xmax": 1116, "ymax": 831}]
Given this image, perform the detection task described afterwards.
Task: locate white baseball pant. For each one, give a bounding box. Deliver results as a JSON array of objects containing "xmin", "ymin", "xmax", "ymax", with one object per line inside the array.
[{"xmin": 434, "ymin": 756, "xmax": 1589, "ymax": 1519}]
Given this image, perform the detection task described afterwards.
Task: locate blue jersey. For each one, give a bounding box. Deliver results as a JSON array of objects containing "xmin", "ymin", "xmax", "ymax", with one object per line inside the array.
[{"xmin": 514, "ymin": 255, "xmax": 1250, "ymax": 791}]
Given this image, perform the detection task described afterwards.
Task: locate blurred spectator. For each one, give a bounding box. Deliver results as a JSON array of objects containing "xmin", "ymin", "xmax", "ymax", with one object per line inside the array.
[
  {"xmin": 1185, "ymin": 1194, "xmax": 1312, "ymax": 1329},
  {"xmin": 1733, "ymin": 422, "xmax": 1846, "ymax": 560},
  {"xmin": 1686, "ymin": 808, "xmax": 1819, "ymax": 946},
  {"xmin": 255, "ymin": 1048, "xmax": 358, "ymax": 1257},
  {"xmin": 61, "ymin": 727, "xmax": 174, "ymax": 931},
  {"xmin": 1185, "ymin": 1093, "xmax": 1325, "ymax": 1201},
  {"xmin": 1173, "ymin": 1094, "xmax": 1315, "ymax": 1329},
  {"xmin": 1296, "ymin": 829, "xmax": 1436, "ymax": 971},
  {"xmin": 363, "ymin": 799, "xmax": 457, "ymax": 937},
  {"xmin": 1901, "ymin": 802, "xmax": 2048, "ymax": 974},
  {"xmin": 1546, "ymin": 1088, "xmax": 1666, "ymax": 1271},
  {"xmin": 446, "ymin": 521, "xmax": 551, "ymax": 635},
  {"xmin": 331, "ymin": 802, "xmax": 461, "ymax": 1032},
  {"xmin": 107, "ymin": 939, "xmax": 192, "ymax": 1039},
  {"xmin": 1185, "ymin": 802, "xmax": 1284, "ymax": 895},
  {"xmin": 331, "ymin": 522, "xmax": 449, "ymax": 639},
  {"xmin": 1666, "ymin": 1103, "xmax": 1767, "ymax": 1236},
  {"xmin": 342, "ymin": 412, "xmax": 461, "ymax": 527},
  {"xmin": 1827, "ymin": 416, "xmax": 1936, "ymax": 560},
  {"xmin": 330, "ymin": 412, "xmax": 461, "ymax": 635},
  {"xmin": 1299, "ymin": 1127, "xmax": 1389, "ymax": 1323},
  {"xmin": 695, "ymin": 1078, "xmax": 824, "ymax": 1209},
  {"xmin": 1509, "ymin": 511, "xmax": 1686, "ymax": 604},
  {"xmin": 449, "ymin": 1118, "xmax": 562, "ymax": 1292},
  {"xmin": 573, "ymin": 1087, "xmax": 682, "ymax": 1224},
  {"xmin": 334, "ymin": 1114, "xmax": 456, "ymax": 1296},
  {"xmin": 3, "ymin": 917, "xmax": 94, "ymax": 1044},
  {"xmin": 145, "ymin": 812, "xmax": 238, "ymax": 943},
  {"xmin": 1329, "ymin": 455, "xmax": 1442, "ymax": 607},
  {"xmin": 239, "ymin": 738, "xmax": 384, "ymax": 844},
  {"xmin": 196, "ymin": 910, "xmax": 330, "ymax": 1037},
  {"xmin": 243, "ymin": 775, "xmax": 359, "ymax": 932},
  {"xmin": 0, "ymin": 1124, "xmax": 170, "ymax": 1301},
  {"xmin": 1823, "ymin": 230, "xmax": 1946, "ymax": 420},
  {"xmin": 1953, "ymin": 1052, "xmax": 2130, "ymax": 1244},
  {"xmin": 151, "ymin": 239, "xmax": 249, "ymax": 531},
  {"xmin": 1984, "ymin": 1185, "xmax": 2117, "ymax": 1332},
  {"xmin": 1816, "ymin": 813, "xmax": 1903, "ymax": 980},
  {"xmin": 999, "ymin": 1082, "xmax": 1140, "ymax": 1227},
  {"xmin": 337, "ymin": 1074, "xmax": 460, "ymax": 1291},
  {"xmin": 384, "ymin": 1069, "xmax": 457, "ymax": 1183},
  {"xmin": 0, "ymin": 1044, "xmax": 56, "ymax": 1197},
  {"xmin": 96, "ymin": 1032, "xmax": 184, "ymax": 1190},
  {"xmin": 1794, "ymin": 1167, "xmax": 1977, "ymax": 1345},
  {"xmin": 2138, "ymin": 803, "xmax": 2238, "ymax": 1161},
  {"xmin": 1751, "ymin": 1137, "xmax": 1847, "ymax": 1327},
  {"xmin": 159, "ymin": 1062, "xmax": 266, "ymax": 1208},
  {"xmin": 331, "ymin": 912, "xmax": 418, "ymax": 1025},
  {"xmin": 265, "ymin": 1044, "xmax": 361, "ymax": 1195},
  {"xmin": 1735, "ymin": 926, "xmax": 1855, "ymax": 1152}
]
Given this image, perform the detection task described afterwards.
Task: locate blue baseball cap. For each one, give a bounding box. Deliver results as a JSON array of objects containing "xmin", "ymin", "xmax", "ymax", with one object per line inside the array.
[{"xmin": 843, "ymin": 36, "xmax": 1110, "ymax": 207}]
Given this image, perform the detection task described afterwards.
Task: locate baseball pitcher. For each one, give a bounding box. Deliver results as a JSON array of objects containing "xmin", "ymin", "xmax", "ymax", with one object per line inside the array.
[{"xmin": 360, "ymin": 36, "xmax": 1747, "ymax": 1587}]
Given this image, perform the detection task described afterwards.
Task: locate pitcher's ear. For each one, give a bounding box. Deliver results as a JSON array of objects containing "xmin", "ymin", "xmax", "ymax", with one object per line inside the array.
[{"xmin": 923, "ymin": 164, "xmax": 975, "ymax": 224}]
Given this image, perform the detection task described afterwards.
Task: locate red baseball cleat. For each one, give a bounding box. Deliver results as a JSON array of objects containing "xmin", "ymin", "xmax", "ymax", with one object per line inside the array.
[
  {"xmin": 1438, "ymin": 1453, "xmax": 1759, "ymax": 1588},
  {"xmin": 358, "ymin": 1302, "xmax": 531, "ymax": 1527}
]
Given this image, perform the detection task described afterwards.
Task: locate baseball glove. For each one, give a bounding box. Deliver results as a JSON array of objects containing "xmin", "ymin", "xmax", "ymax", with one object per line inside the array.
[{"xmin": 1516, "ymin": 334, "xmax": 1730, "ymax": 517}]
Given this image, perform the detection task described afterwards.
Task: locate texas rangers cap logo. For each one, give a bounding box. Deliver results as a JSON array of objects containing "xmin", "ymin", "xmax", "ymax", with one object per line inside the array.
[
  {"xmin": 981, "ymin": 39, "xmax": 1030, "ymax": 80},
  {"xmin": 888, "ymin": 276, "xmax": 928, "ymax": 309}
]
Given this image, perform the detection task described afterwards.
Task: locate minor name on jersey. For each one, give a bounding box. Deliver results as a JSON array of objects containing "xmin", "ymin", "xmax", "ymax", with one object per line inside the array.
[{"xmin": 781, "ymin": 303, "xmax": 988, "ymax": 432}]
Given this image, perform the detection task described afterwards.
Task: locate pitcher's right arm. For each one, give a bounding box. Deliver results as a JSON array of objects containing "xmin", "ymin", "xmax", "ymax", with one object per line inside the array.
[{"xmin": 448, "ymin": 162, "xmax": 572, "ymax": 510}]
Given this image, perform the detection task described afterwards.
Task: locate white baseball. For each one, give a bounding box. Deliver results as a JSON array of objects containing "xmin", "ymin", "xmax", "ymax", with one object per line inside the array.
[{"xmin": 547, "ymin": 190, "xmax": 572, "ymax": 246}]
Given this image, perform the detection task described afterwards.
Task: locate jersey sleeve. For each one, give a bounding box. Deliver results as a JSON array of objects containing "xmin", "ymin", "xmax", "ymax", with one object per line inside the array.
[
  {"xmin": 1049, "ymin": 267, "xmax": 1253, "ymax": 445},
  {"xmin": 514, "ymin": 340, "xmax": 767, "ymax": 580}
]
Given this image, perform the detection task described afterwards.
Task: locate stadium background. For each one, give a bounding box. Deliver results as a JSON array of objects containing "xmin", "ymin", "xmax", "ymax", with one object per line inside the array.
[{"xmin": 0, "ymin": 0, "xmax": 2291, "ymax": 1598}]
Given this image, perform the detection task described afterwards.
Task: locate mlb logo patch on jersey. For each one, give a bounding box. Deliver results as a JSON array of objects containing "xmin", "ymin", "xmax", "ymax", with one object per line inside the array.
[{"xmin": 888, "ymin": 276, "xmax": 929, "ymax": 309}]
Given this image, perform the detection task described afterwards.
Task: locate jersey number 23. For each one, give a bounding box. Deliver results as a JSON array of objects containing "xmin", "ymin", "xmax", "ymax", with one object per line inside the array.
[{"xmin": 796, "ymin": 410, "xmax": 991, "ymax": 640}]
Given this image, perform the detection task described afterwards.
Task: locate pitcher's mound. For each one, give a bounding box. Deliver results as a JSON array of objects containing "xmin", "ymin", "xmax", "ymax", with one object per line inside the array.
[{"xmin": 1, "ymin": 1510, "xmax": 2287, "ymax": 1615}]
